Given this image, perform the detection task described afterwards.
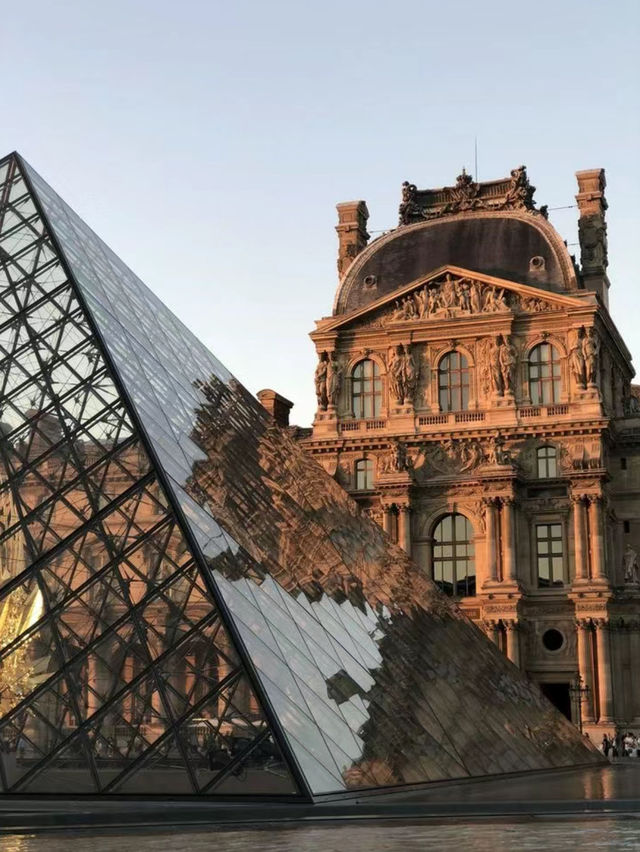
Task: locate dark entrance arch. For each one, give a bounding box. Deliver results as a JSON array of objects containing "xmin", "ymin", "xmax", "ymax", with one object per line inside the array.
[{"xmin": 540, "ymin": 682, "xmax": 572, "ymax": 720}]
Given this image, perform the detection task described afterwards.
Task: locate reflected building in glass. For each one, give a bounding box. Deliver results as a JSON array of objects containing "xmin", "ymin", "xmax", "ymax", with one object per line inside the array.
[{"xmin": 0, "ymin": 153, "xmax": 601, "ymax": 799}]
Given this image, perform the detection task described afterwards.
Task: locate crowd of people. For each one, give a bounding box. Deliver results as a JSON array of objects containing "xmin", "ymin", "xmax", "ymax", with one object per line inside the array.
[{"xmin": 601, "ymin": 732, "xmax": 640, "ymax": 758}]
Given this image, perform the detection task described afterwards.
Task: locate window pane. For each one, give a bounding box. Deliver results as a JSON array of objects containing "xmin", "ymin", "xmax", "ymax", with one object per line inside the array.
[{"xmin": 432, "ymin": 513, "xmax": 474, "ymax": 598}]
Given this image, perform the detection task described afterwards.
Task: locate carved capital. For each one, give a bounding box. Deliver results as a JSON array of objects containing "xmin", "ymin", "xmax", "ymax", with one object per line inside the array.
[
  {"xmin": 593, "ymin": 618, "xmax": 609, "ymax": 631},
  {"xmin": 575, "ymin": 618, "xmax": 593, "ymax": 631}
]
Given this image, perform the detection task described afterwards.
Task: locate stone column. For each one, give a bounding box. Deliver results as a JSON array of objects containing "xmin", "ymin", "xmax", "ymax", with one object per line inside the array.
[
  {"xmin": 595, "ymin": 619, "xmax": 614, "ymax": 723},
  {"xmin": 397, "ymin": 505, "xmax": 412, "ymax": 554},
  {"xmin": 484, "ymin": 620, "xmax": 500, "ymax": 647},
  {"xmin": 588, "ymin": 496, "xmax": 607, "ymax": 581},
  {"xmin": 422, "ymin": 538, "xmax": 434, "ymax": 581},
  {"xmin": 86, "ymin": 655, "xmax": 99, "ymax": 717},
  {"xmin": 504, "ymin": 620, "xmax": 520, "ymax": 667},
  {"xmin": 484, "ymin": 498, "xmax": 498, "ymax": 583},
  {"xmin": 501, "ymin": 498, "xmax": 517, "ymax": 583},
  {"xmin": 576, "ymin": 619, "xmax": 596, "ymax": 723},
  {"xmin": 572, "ymin": 495, "xmax": 588, "ymax": 582},
  {"xmin": 630, "ymin": 622, "xmax": 640, "ymax": 723},
  {"xmin": 382, "ymin": 505, "xmax": 393, "ymax": 537}
]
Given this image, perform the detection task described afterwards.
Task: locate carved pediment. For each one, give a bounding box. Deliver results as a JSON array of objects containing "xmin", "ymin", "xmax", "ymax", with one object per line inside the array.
[{"xmin": 319, "ymin": 266, "xmax": 585, "ymax": 334}]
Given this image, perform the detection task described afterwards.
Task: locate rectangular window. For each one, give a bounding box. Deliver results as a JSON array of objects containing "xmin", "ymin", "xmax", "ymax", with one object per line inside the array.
[
  {"xmin": 355, "ymin": 459, "xmax": 373, "ymax": 490},
  {"xmin": 624, "ymin": 520, "xmax": 631, "ymax": 534},
  {"xmin": 536, "ymin": 523, "xmax": 564, "ymax": 587},
  {"xmin": 537, "ymin": 447, "xmax": 557, "ymax": 478},
  {"xmin": 621, "ymin": 457, "xmax": 627, "ymax": 470}
]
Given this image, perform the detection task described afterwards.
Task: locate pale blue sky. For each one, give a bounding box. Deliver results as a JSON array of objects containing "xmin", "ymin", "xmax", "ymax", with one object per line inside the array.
[{"xmin": 2, "ymin": 1, "xmax": 638, "ymax": 425}]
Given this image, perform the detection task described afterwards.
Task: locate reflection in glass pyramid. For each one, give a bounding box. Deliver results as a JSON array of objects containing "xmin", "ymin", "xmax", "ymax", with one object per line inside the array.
[{"xmin": 0, "ymin": 152, "xmax": 600, "ymax": 799}]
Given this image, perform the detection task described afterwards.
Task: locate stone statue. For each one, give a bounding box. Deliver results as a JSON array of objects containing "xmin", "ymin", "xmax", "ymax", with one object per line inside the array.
[
  {"xmin": 392, "ymin": 440, "xmax": 408, "ymax": 472},
  {"xmin": 403, "ymin": 346, "xmax": 418, "ymax": 404},
  {"xmin": 398, "ymin": 181, "xmax": 419, "ymax": 225},
  {"xmin": 427, "ymin": 287, "xmax": 439, "ymax": 315},
  {"xmin": 326, "ymin": 352, "xmax": 342, "ymax": 407},
  {"xmin": 315, "ymin": 351, "xmax": 328, "ymax": 410},
  {"xmin": 415, "ymin": 286, "xmax": 427, "ymax": 318},
  {"xmin": 487, "ymin": 433, "xmax": 509, "ymax": 465},
  {"xmin": 469, "ymin": 282, "xmax": 482, "ymax": 313},
  {"xmin": 569, "ymin": 329, "xmax": 586, "ymax": 389},
  {"xmin": 441, "ymin": 275, "xmax": 458, "ymax": 312},
  {"xmin": 489, "ymin": 337, "xmax": 503, "ymax": 395},
  {"xmin": 498, "ymin": 335, "xmax": 518, "ymax": 394},
  {"xmin": 623, "ymin": 544, "xmax": 639, "ymax": 584},
  {"xmin": 582, "ymin": 327, "xmax": 600, "ymax": 386},
  {"xmin": 388, "ymin": 345, "xmax": 405, "ymax": 404}
]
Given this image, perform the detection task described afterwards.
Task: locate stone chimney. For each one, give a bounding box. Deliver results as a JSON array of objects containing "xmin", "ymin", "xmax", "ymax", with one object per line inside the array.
[
  {"xmin": 576, "ymin": 169, "xmax": 609, "ymax": 308},
  {"xmin": 257, "ymin": 389, "xmax": 293, "ymax": 428},
  {"xmin": 335, "ymin": 200, "xmax": 369, "ymax": 279}
]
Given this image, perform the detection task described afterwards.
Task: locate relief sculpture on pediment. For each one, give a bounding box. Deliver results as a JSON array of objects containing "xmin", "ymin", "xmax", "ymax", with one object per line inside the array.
[{"xmin": 381, "ymin": 273, "xmax": 560, "ymax": 328}]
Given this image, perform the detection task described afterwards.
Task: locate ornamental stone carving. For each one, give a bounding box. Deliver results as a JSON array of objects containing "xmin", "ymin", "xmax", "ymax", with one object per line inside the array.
[
  {"xmin": 388, "ymin": 344, "xmax": 418, "ymax": 406},
  {"xmin": 623, "ymin": 544, "xmax": 640, "ymax": 585},
  {"xmin": 477, "ymin": 336, "xmax": 518, "ymax": 398},
  {"xmin": 397, "ymin": 165, "xmax": 545, "ymax": 225},
  {"xmin": 582, "ymin": 327, "xmax": 600, "ymax": 387},
  {"xmin": 326, "ymin": 352, "xmax": 342, "ymax": 407},
  {"xmin": 427, "ymin": 438, "xmax": 484, "ymax": 475},
  {"xmin": 314, "ymin": 351, "xmax": 329, "ymax": 410},
  {"xmin": 382, "ymin": 274, "xmax": 559, "ymax": 327},
  {"xmin": 379, "ymin": 440, "xmax": 410, "ymax": 474},
  {"xmin": 569, "ymin": 329, "xmax": 587, "ymax": 389}
]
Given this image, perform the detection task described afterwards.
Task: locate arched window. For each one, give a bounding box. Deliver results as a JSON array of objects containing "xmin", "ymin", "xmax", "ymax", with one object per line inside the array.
[
  {"xmin": 438, "ymin": 351, "xmax": 469, "ymax": 411},
  {"xmin": 528, "ymin": 343, "xmax": 561, "ymax": 404},
  {"xmin": 355, "ymin": 458, "xmax": 374, "ymax": 490},
  {"xmin": 432, "ymin": 513, "xmax": 475, "ymax": 597},
  {"xmin": 352, "ymin": 360, "xmax": 382, "ymax": 419},
  {"xmin": 537, "ymin": 446, "xmax": 557, "ymax": 478}
]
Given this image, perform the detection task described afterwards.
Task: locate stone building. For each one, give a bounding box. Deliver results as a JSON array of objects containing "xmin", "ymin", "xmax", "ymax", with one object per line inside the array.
[{"xmin": 300, "ymin": 165, "xmax": 640, "ymax": 737}]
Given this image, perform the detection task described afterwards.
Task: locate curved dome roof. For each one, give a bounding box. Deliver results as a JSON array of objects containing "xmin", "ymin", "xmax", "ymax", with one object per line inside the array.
[{"xmin": 334, "ymin": 211, "xmax": 577, "ymax": 315}]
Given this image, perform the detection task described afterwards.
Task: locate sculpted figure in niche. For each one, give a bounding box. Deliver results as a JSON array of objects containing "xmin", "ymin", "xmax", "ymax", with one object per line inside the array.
[
  {"xmin": 623, "ymin": 544, "xmax": 639, "ymax": 584},
  {"xmin": 582, "ymin": 327, "xmax": 600, "ymax": 386},
  {"xmin": 569, "ymin": 329, "xmax": 587, "ymax": 389},
  {"xmin": 489, "ymin": 337, "xmax": 503, "ymax": 395},
  {"xmin": 315, "ymin": 351, "xmax": 329, "ymax": 410},
  {"xmin": 326, "ymin": 352, "xmax": 342, "ymax": 407},
  {"xmin": 388, "ymin": 345, "xmax": 405, "ymax": 404},
  {"xmin": 499, "ymin": 335, "xmax": 518, "ymax": 394},
  {"xmin": 403, "ymin": 346, "xmax": 419, "ymax": 403}
]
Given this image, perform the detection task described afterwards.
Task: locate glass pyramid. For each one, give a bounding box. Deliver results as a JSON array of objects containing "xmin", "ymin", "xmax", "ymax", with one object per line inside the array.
[{"xmin": 0, "ymin": 152, "xmax": 599, "ymax": 798}]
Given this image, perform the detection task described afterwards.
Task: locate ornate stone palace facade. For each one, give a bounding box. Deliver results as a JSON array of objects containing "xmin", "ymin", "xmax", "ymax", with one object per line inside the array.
[{"xmin": 296, "ymin": 166, "xmax": 640, "ymax": 736}]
